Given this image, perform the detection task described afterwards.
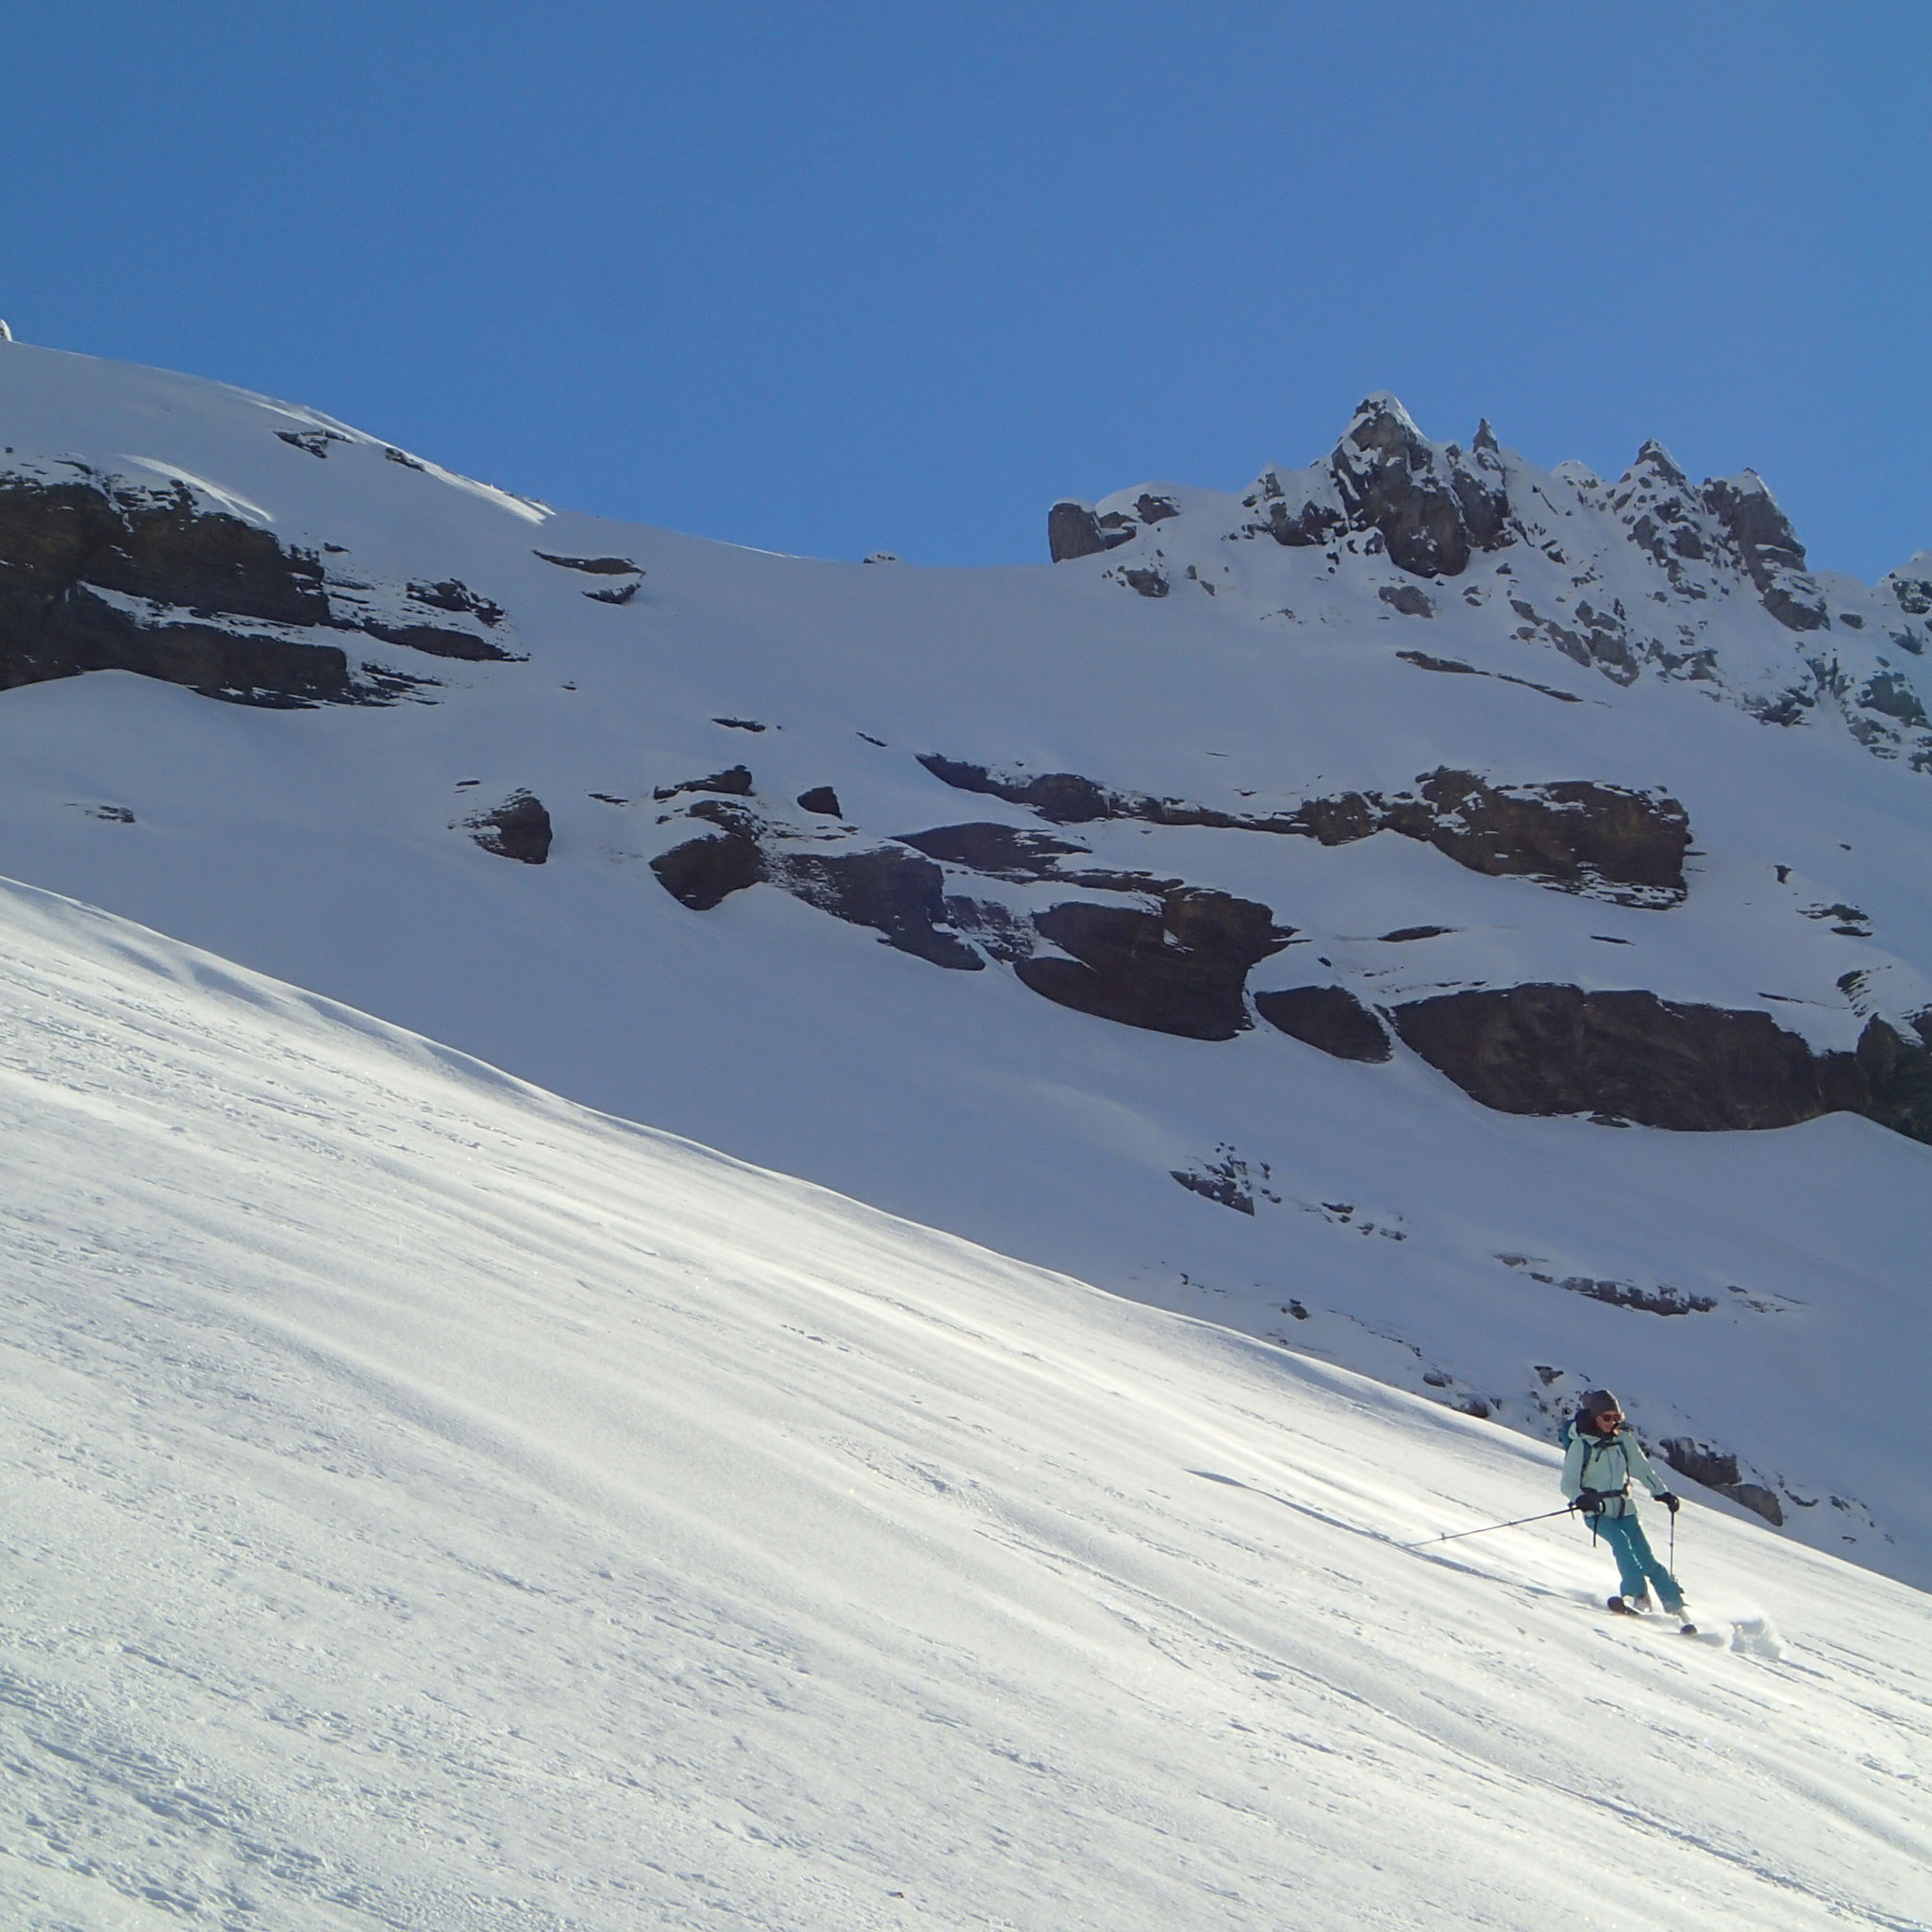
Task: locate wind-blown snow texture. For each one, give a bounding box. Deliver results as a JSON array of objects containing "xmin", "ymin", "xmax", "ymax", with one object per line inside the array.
[
  {"xmin": 2, "ymin": 341, "xmax": 1929, "ymax": 1587},
  {"xmin": 2, "ymin": 876, "xmax": 1927, "ymax": 1930}
]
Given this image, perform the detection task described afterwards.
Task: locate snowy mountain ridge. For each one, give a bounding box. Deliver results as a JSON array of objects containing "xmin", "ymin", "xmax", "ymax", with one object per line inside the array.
[
  {"xmin": 1054, "ymin": 391, "xmax": 1932, "ymax": 771},
  {"xmin": 1, "ymin": 338, "xmax": 1928, "ymax": 1589}
]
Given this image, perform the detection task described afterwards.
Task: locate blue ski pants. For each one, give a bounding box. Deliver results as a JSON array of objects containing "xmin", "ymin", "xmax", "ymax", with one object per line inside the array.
[{"xmin": 1595, "ymin": 1511, "xmax": 1684, "ymax": 1613}]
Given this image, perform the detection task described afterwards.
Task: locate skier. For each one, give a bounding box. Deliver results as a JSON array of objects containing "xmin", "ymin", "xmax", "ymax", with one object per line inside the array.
[{"xmin": 1560, "ymin": 1389, "xmax": 1690, "ymax": 1625}]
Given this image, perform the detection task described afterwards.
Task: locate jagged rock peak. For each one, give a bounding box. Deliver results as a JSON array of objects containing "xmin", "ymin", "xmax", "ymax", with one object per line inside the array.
[
  {"xmin": 1326, "ymin": 392, "xmax": 1511, "ymax": 579},
  {"xmin": 1883, "ymin": 551, "xmax": 1932, "ymax": 617},
  {"xmin": 1340, "ymin": 391, "xmax": 1426, "ymax": 454},
  {"xmin": 1629, "ymin": 440, "xmax": 1690, "ymax": 488}
]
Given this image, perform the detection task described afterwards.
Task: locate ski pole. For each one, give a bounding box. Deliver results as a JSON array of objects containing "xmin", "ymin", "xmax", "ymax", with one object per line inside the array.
[{"xmin": 1406, "ymin": 1506, "xmax": 1577, "ymax": 1548}]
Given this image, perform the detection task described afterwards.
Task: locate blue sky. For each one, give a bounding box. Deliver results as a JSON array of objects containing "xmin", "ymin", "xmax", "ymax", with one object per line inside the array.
[{"xmin": 2, "ymin": 3, "xmax": 1925, "ymax": 579}]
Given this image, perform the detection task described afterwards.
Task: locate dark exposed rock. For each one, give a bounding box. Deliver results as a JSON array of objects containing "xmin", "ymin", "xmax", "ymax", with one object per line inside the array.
[
  {"xmin": 0, "ymin": 472, "xmax": 523, "ymax": 704},
  {"xmin": 651, "ymin": 802, "xmax": 769, "ymax": 910},
  {"xmin": 1608, "ymin": 442, "xmax": 1715, "ymax": 594},
  {"xmin": 649, "ymin": 800, "xmax": 980, "ymax": 967},
  {"xmin": 1857, "ymin": 672, "xmax": 1928, "ymax": 728},
  {"xmin": 774, "ymin": 845, "xmax": 982, "ymax": 971},
  {"xmin": 1327, "ymin": 395, "xmax": 1511, "ymax": 579},
  {"xmin": 796, "ymin": 785, "xmax": 843, "ymax": 817},
  {"xmin": 714, "ymin": 716, "xmax": 767, "ymax": 732},
  {"xmin": 1015, "ymin": 889, "xmax": 1287, "ymax": 1041},
  {"xmin": 0, "ymin": 476, "xmax": 333, "ymax": 627},
  {"xmin": 653, "ymin": 765, "xmax": 755, "ymax": 802},
  {"xmin": 359, "ymin": 618, "xmax": 516, "ymax": 661},
  {"xmin": 1377, "ymin": 924, "xmax": 1454, "ymax": 943},
  {"xmin": 407, "ymin": 579, "xmax": 505, "ymax": 625},
  {"xmin": 1508, "ymin": 595, "xmax": 1641, "ymax": 685},
  {"xmin": 1703, "ymin": 475, "xmax": 1829, "ymax": 633},
  {"xmin": 1254, "ymin": 985, "xmax": 1391, "ymax": 1061},
  {"xmin": 1761, "ymin": 586, "xmax": 1830, "ymax": 633},
  {"xmin": 1047, "ymin": 501, "xmax": 1137, "ymax": 562},
  {"xmin": 919, "ymin": 754, "xmax": 1689, "ymax": 904},
  {"xmin": 19, "ymin": 581, "xmax": 356, "ymax": 708},
  {"xmin": 1888, "ymin": 566, "xmax": 1932, "ymax": 619},
  {"xmin": 1703, "ymin": 475, "xmax": 1807, "ymax": 585},
  {"xmin": 1496, "ymin": 1257, "xmax": 1717, "ymax": 1316},
  {"xmin": 532, "ymin": 551, "xmax": 641, "ymax": 575},
  {"xmin": 1171, "ymin": 1147, "xmax": 1267, "ymax": 1214},
  {"xmin": 1656, "ymin": 1438, "xmax": 1784, "ymax": 1524},
  {"xmin": 1852, "ymin": 1013, "xmax": 1932, "ymax": 1143},
  {"xmin": 1247, "ymin": 489, "xmax": 1347, "ymax": 548},
  {"xmin": 942, "ymin": 895, "xmax": 1039, "ymax": 963},
  {"xmin": 586, "ymin": 581, "xmax": 640, "ymax": 606},
  {"xmin": 1377, "ymin": 583, "xmax": 1435, "ymax": 617},
  {"xmin": 465, "ymin": 791, "xmax": 553, "ymax": 864},
  {"xmin": 1395, "ymin": 649, "xmax": 1586, "ymax": 705},
  {"xmin": 892, "ymin": 822, "xmax": 1087, "ymax": 878},
  {"xmin": 276, "ymin": 429, "xmax": 347, "ymax": 458},
  {"xmin": 1134, "ymin": 493, "xmax": 1180, "ymax": 524},
  {"xmin": 1391, "ymin": 984, "xmax": 1859, "ymax": 1132},
  {"xmin": 1386, "ymin": 770, "xmax": 1690, "ymax": 904},
  {"xmin": 917, "ymin": 755, "xmax": 1116, "ymax": 824},
  {"xmin": 1122, "ymin": 566, "xmax": 1169, "ymax": 599}
]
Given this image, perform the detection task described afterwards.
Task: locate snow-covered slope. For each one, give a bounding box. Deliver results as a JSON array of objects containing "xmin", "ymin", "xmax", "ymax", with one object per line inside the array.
[
  {"xmin": 2, "ymin": 340, "xmax": 1929, "ymax": 1585},
  {"xmin": 3, "ymin": 875, "xmax": 1927, "ymax": 1931}
]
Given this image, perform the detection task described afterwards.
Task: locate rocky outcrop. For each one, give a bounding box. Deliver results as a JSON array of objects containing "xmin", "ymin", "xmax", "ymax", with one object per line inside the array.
[
  {"xmin": 1377, "ymin": 584, "xmax": 1435, "ymax": 617},
  {"xmin": 1395, "ymin": 650, "xmax": 1587, "ymax": 705},
  {"xmin": 653, "ymin": 765, "xmax": 755, "ymax": 802},
  {"xmin": 1047, "ymin": 501, "xmax": 1138, "ymax": 562},
  {"xmin": 1381, "ymin": 771, "xmax": 1690, "ymax": 904},
  {"xmin": 1015, "ymin": 889, "xmax": 1288, "ymax": 1041},
  {"xmin": 1170, "ymin": 1146, "xmax": 1274, "ymax": 1214},
  {"xmin": 1391, "ymin": 985, "xmax": 1849, "ymax": 1131},
  {"xmin": 1495, "ymin": 1256, "xmax": 1717, "ymax": 1316},
  {"xmin": 1703, "ymin": 474, "xmax": 1827, "ymax": 633},
  {"xmin": 650, "ymin": 802, "xmax": 768, "ymax": 910},
  {"xmin": 1655, "ymin": 1439, "xmax": 1784, "ymax": 1525},
  {"xmin": 796, "ymin": 786, "xmax": 842, "ymax": 817},
  {"xmin": 533, "ymin": 550, "xmax": 641, "ymax": 575},
  {"xmin": 1848, "ymin": 1012, "xmax": 1932, "ymax": 1143},
  {"xmin": 775, "ymin": 846, "xmax": 982, "ymax": 971},
  {"xmin": 465, "ymin": 791, "xmax": 553, "ymax": 864},
  {"xmin": 918, "ymin": 755, "xmax": 1690, "ymax": 906},
  {"xmin": 0, "ymin": 471, "xmax": 513, "ymax": 704},
  {"xmin": 893, "ymin": 822, "xmax": 1089, "ymax": 878},
  {"xmin": 650, "ymin": 802, "xmax": 978, "ymax": 967},
  {"xmin": 1392, "ymin": 985, "xmax": 1932, "ymax": 1147},
  {"xmin": 1254, "ymin": 986, "xmax": 1392, "ymax": 1061},
  {"xmin": 359, "ymin": 617, "xmax": 515, "ymax": 661}
]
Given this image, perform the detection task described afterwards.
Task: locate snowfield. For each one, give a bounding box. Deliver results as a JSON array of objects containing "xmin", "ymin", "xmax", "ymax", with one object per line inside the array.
[{"xmin": 2, "ymin": 876, "xmax": 1926, "ymax": 1931}]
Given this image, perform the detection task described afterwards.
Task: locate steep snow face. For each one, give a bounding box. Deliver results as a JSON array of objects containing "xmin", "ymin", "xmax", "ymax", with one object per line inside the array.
[
  {"xmin": 2, "ymin": 876, "xmax": 1928, "ymax": 1931},
  {"xmin": 2, "ymin": 341, "xmax": 1931, "ymax": 1587}
]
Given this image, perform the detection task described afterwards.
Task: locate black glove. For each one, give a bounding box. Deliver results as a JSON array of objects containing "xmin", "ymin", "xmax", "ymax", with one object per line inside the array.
[
  {"xmin": 1572, "ymin": 1490, "xmax": 1607, "ymax": 1516},
  {"xmin": 1657, "ymin": 1491, "xmax": 1680, "ymax": 1514}
]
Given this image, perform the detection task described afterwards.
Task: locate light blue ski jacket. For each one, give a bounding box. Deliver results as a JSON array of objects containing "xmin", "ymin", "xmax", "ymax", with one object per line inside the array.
[{"xmin": 1558, "ymin": 1418, "xmax": 1672, "ymax": 1521}]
